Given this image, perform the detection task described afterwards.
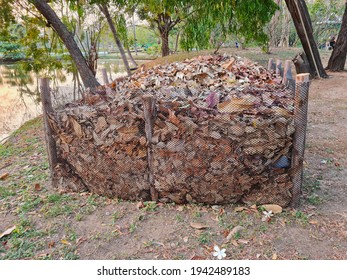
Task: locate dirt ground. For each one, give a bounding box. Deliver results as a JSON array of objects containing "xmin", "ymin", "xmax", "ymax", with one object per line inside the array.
[{"xmin": 0, "ymin": 51, "xmax": 346, "ymax": 260}]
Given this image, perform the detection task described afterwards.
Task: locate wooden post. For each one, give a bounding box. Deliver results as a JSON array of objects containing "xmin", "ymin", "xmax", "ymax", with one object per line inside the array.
[
  {"xmin": 276, "ymin": 59, "xmax": 283, "ymax": 78},
  {"xmin": 291, "ymin": 73, "xmax": 310, "ymax": 206},
  {"xmin": 283, "ymin": 60, "xmax": 293, "ymax": 85},
  {"xmin": 40, "ymin": 78, "xmax": 58, "ymax": 188},
  {"xmin": 268, "ymin": 58, "xmax": 276, "ymax": 72},
  {"xmin": 101, "ymin": 68, "xmax": 109, "ymax": 85},
  {"xmin": 142, "ymin": 95, "xmax": 158, "ymax": 201}
]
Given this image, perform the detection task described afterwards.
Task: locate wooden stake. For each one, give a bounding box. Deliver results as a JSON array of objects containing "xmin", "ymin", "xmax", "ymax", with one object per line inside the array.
[
  {"xmin": 283, "ymin": 60, "xmax": 293, "ymax": 85},
  {"xmin": 276, "ymin": 59, "xmax": 283, "ymax": 78},
  {"xmin": 291, "ymin": 73, "xmax": 310, "ymax": 206},
  {"xmin": 268, "ymin": 58, "xmax": 276, "ymax": 71},
  {"xmin": 101, "ymin": 68, "xmax": 109, "ymax": 84},
  {"xmin": 40, "ymin": 78, "xmax": 58, "ymax": 188},
  {"xmin": 142, "ymin": 95, "xmax": 158, "ymax": 201}
]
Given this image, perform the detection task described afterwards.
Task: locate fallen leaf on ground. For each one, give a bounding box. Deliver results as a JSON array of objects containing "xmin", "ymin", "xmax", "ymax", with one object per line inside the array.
[
  {"xmin": 0, "ymin": 173, "xmax": 9, "ymax": 180},
  {"xmin": 136, "ymin": 201, "xmax": 145, "ymax": 209},
  {"xmin": 61, "ymin": 239, "xmax": 71, "ymax": 245},
  {"xmin": 238, "ymin": 239, "xmax": 249, "ymax": 244},
  {"xmin": 0, "ymin": 226, "xmax": 16, "ymax": 239},
  {"xmin": 190, "ymin": 222, "xmax": 209, "ymax": 229},
  {"xmin": 191, "ymin": 255, "xmax": 206, "ymax": 260},
  {"xmin": 309, "ymin": 220, "xmax": 319, "ymax": 225},
  {"xmin": 48, "ymin": 241, "xmax": 55, "ymax": 248},
  {"xmin": 34, "ymin": 183, "xmax": 42, "ymax": 191},
  {"xmin": 261, "ymin": 204, "xmax": 282, "ymax": 214},
  {"xmin": 183, "ymin": 236, "xmax": 189, "ymax": 243},
  {"xmin": 231, "ymin": 240, "xmax": 239, "ymax": 247},
  {"xmin": 234, "ymin": 206, "xmax": 247, "ymax": 212},
  {"xmin": 225, "ymin": 225, "xmax": 244, "ymax": 242}
]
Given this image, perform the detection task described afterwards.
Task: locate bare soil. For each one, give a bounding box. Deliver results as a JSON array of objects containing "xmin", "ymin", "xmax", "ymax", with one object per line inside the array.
[{"xmin": 0, "ymin": 49, "xmax": 346, "ymax": 260}]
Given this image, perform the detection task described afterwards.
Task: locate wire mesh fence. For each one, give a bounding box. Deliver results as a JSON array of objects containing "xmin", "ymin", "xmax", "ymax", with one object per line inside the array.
[{"xmin": 42, "ymin": 56, "xmax": 310, "ymax": 207}]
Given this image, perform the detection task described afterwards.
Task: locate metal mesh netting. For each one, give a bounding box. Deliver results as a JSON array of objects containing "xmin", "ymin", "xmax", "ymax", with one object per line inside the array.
[{"xmin": 48, "ymin": 55, "xmax": 309, "ymax": 207}]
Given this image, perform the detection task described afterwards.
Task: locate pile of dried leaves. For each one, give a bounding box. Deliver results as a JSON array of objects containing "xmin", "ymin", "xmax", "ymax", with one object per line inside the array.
[{"xmin": 49, "ymin": 54, "xmax": 295, "ymax": 206}]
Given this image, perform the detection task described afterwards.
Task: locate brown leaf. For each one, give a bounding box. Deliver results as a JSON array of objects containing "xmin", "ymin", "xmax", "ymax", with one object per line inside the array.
[
  {"xmin": 34, "ymin": 183, "xmax": 42, "ymax": 191},
  {"xmin": 190, "ymin": 222, "xmax": 209, "ymax": 230},
  {"xmin": 261, "ymin": 204, "xmax": 282, "ymax": 214},
  {"xmin": 217, "ymin": 98, "xmax": 254, "ymax": 113},
  {"xmin": 0, "ymin": 226, "xmax": 16, "ymax": 239},
  {"xmin": 168, "ymin": 109, "xmax": 180, "ymax": 126},
  {"xmin": 231, "ymin": 240, "xmax": 239, "ymax": 247},
  {"xmin": 221, "ymin": 58, "xmax": 236, "ymax": 70},
  {"xmin": 70, "ymin": 117, "xmax": 83, "ymax": 138},
  {"xmin": 48, "ymin": 241, "xmax": 55, "ymax": 248},
  {"xmin": 0, "ymin": 173, "xmax": 9, "ymax": 180},
  {"xmin": 225, "ymin": 225, "xmax": 244, "ymax": 242},
  {"xmin": 136, "ymin": 201, "xmax": 145, "ymax": 209},
  {"xmin": 234, "ymin": 206, "xmax": 247, "ymax": 212},
  {"xmin": 190, "ymin": 255, "xmax": 207, "ymax": 260}
]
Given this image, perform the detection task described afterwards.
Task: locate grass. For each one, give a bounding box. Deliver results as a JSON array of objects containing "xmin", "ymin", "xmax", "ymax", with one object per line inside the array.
[{"xmin": 198, "ymin": 232, "xmax": 211, "ymax": 245}]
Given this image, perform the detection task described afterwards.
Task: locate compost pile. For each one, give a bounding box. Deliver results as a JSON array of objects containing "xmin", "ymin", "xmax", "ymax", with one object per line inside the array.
[{"xmin": 50, "ymin": 54, "xmax": 295, "ymax": 206}]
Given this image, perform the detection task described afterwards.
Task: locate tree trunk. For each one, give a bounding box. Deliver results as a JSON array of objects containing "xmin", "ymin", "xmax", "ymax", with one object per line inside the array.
[
  {"xmin": 174, "ymin": 31, "xmax": 180, "ymax": 52},
  {"xmin": 285, "ymin": 0, "xmax": 328, "ymax": 78},
  {"xmin": 126, "ymin": 46, "xmax": 138, "ymax": 68},
  {"xmin": 31, "ymin": 0, "xmax": 100, "ymax": 88},
  {"xmin": 99, "ymin": 4, "xmax": 132, "ymax": 76},
  {"xmin": 326, "ymin": 2, "xmax": 347, "ymax": 71},
  {"xmin": 269, "ymin": 0, "xmax": 282, "ymax": 47},
  {"xmin": 279, "ymin": 3, "xmax": 291, "ymax": 47},
  {"xmin": 160, "ymin": 28, "xmax": 170, "ymax": 57}
]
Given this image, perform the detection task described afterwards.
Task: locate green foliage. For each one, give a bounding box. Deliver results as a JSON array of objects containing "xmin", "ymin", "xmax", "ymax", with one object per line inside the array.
[
  {"xmin": 132, "ymin": 0, "xmax": 278, "ymax": 55},
  {"xmin": 307, "ymin": 0, "xmax": 344, "ymax": 44},
  {"xmin": 181, "ymin": 0, "xmax": 278, "ymax": 51}
]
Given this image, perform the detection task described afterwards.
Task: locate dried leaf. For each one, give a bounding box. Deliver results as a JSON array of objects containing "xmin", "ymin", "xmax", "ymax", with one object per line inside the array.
[
  {"xmin": 34, "ymin": 183, "xmax": 42, "ymax": 191},
  {"xmin": 168, "ymin": 110, "xmax": 180, "ymax": 126},
  {"xmin": 217, "ymin": 98, "xmax": 254, "ymax": 113},
  {"xmin": 0, "ymin": 226, "xmax": 16, "ymax": 239},
  {"xmin": 205, "ymin": 92, "xmax": 220, "ymax": 108},
  {"xmin": 70, "ymin": 117, "xmax": 83, "ymax": 138},
  {"xmin": 261, "ymin": 204, "xmax": 282, "ymax": 214},
  {"xmin": 183, "ymin": 236, "xmax": 189, "ymax": 243},
  {"xmin": 61, "ymin": 239, "xmax": 71, "ymax": 245},
  {"xmin": 0, "ymin": 173, "xmax": 9, "ymax": 180},
  {"xmin": 136, "ymin": 201, "xmax": 145, "ymax": 209},
  {"xmin": 190, "ymin": 255, "xmax": 207, "ymax": 260},
  {"xmin": 221, "ymin": 58, "xmax": 236, "ymax": 70},
  {"xmin": 190, "ymin": 222, "xmax": 209, "ymax": 230},
  {"xmin": 238, "ymin": 239, "xmax": 249, "ymax": 244},
  {"xmin": 231, "ymin": 240, "xmax": 239, "ymax": 247},
  {"xmin": 225, "ymin": 225, "xmax": 244, "ymax": 242},
  {"xmin": 234, "ymin": 206, "xmax": 247, "ymax": 212}
]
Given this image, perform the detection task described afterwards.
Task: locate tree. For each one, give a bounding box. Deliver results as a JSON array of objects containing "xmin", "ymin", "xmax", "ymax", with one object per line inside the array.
[
  {"xmin": 96, "ymin": 2, "xmax": 132, "ymax": 76},
  {"xmin": 285, "ymin": 0, "xmax": 328, "ymax": 78},
  {"xmin": 134, "ymin": 0, "xmax": 278, "ymax": 57},
  {"xmin": 326, "ymin": 0, "xmax": 347, "ymax": 71},
  {"xmin": 135, "ymin": 0, "xmax": 184, "ymax": 57},
  {"xmin": 30, "ymin": 0, "xmax": 100, "ymax": 88}
]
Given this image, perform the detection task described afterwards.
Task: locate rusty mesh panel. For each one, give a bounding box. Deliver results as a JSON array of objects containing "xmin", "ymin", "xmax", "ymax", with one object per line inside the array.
[
  {"xmin": 151, "ymin": 86, "xmax": 295, "ymax": 206},
  {"xmin": 48, "ymin": 56, "xmax": 309, "ymax": 207}
]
